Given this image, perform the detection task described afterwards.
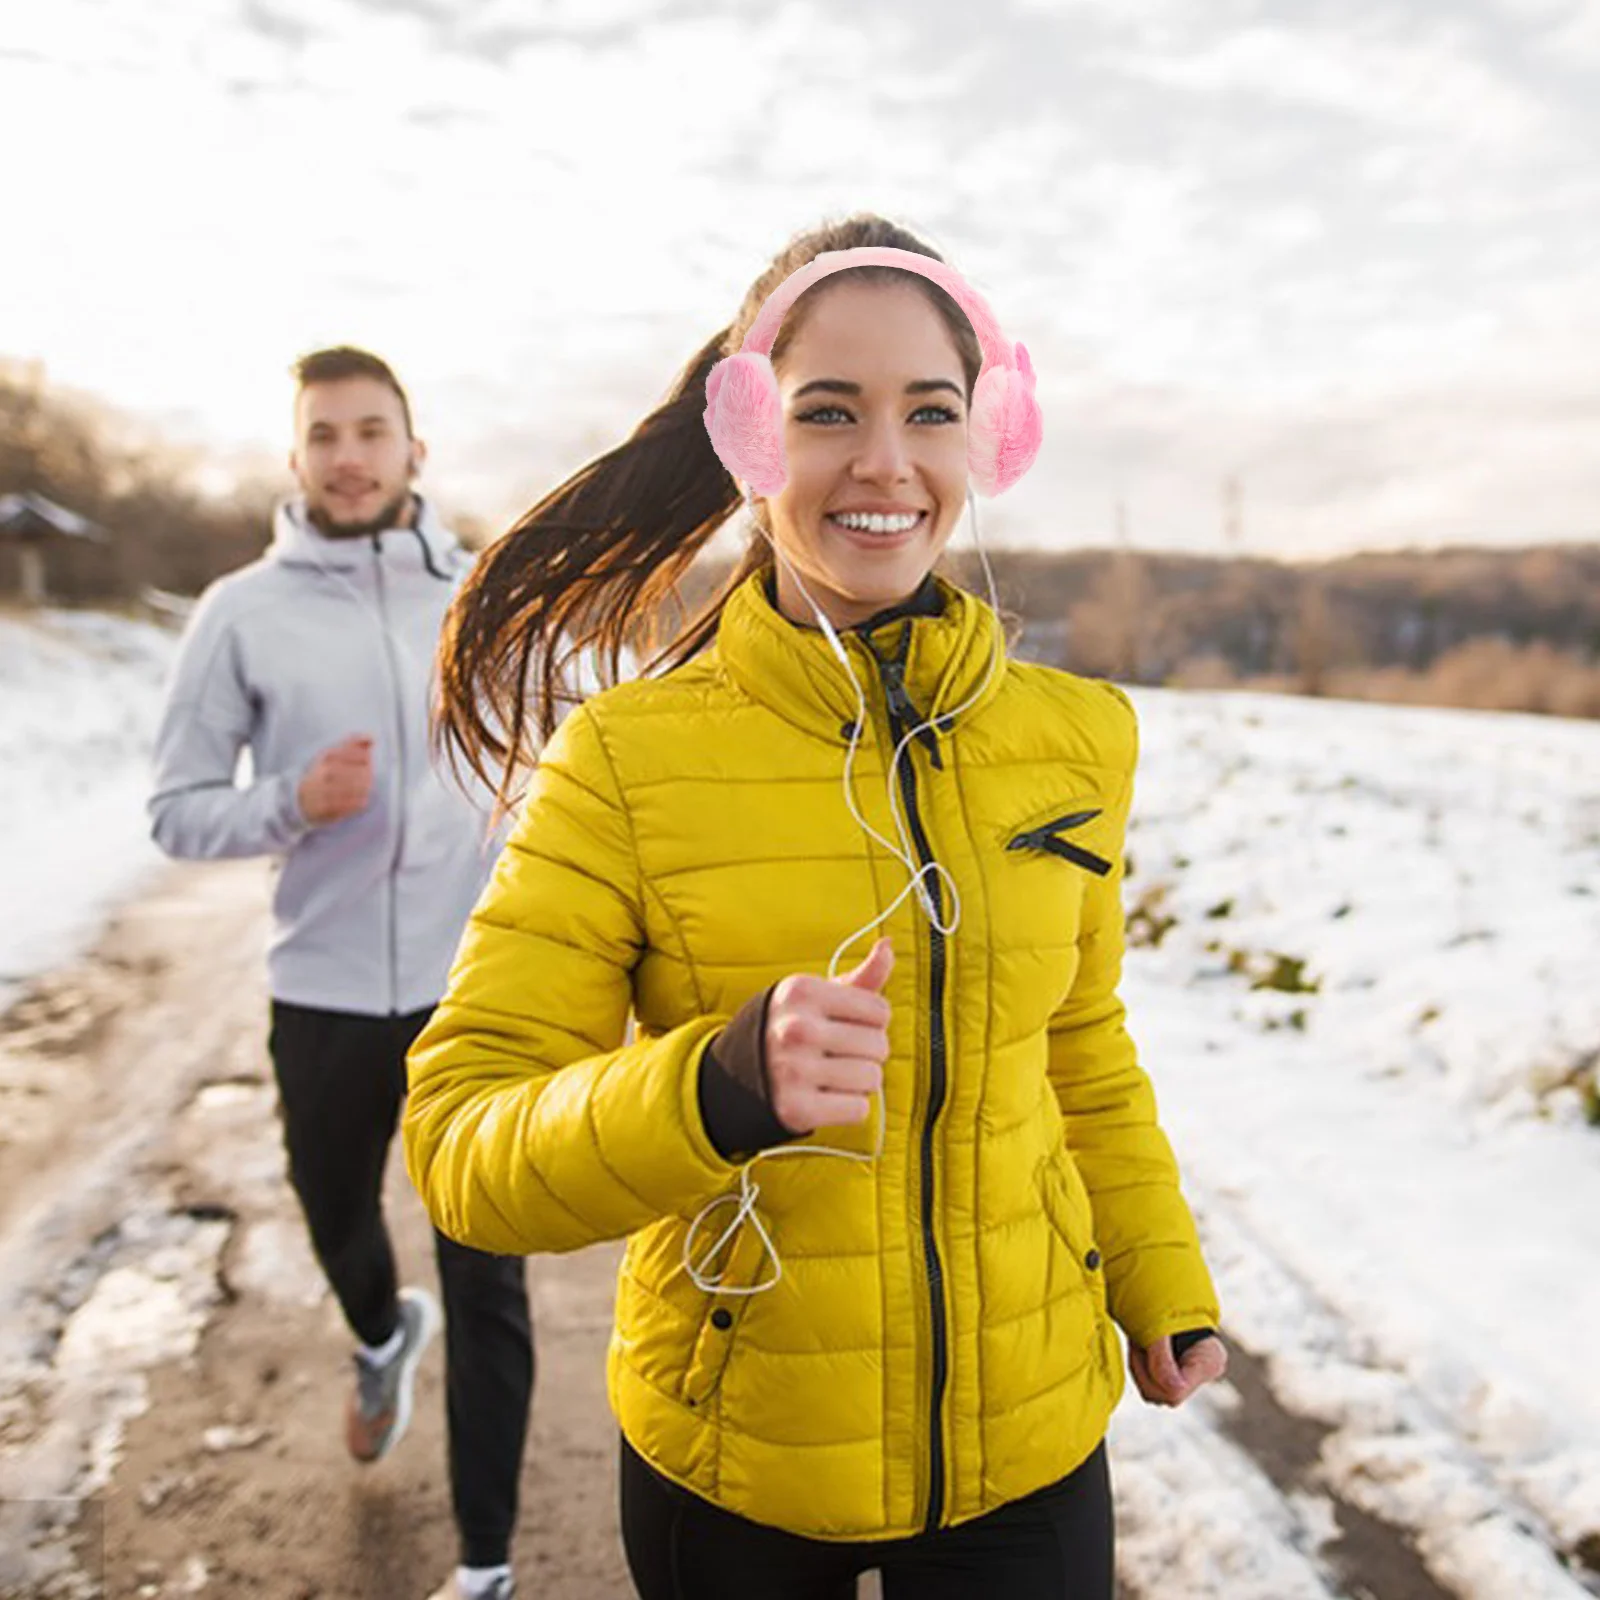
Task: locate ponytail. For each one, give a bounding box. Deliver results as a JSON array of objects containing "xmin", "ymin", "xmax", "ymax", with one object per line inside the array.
[{"xmin": 435, "ymin": 329, "xmax": 754, "ymax": 805}]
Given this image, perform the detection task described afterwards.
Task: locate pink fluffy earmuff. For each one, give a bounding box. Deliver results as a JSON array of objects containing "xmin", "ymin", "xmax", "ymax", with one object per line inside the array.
[{"xmin": 703, "ymin": 246, "xmax": 1042, "ymax": 499}]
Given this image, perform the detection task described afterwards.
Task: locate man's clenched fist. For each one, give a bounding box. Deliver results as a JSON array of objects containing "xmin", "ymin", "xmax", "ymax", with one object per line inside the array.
[{"xmin": 298, "ymin": 735, "xmax": 374, "ymax": 825}]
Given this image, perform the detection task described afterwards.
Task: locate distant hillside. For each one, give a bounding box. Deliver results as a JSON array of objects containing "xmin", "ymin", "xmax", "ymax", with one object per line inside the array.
[
  {"xmin": 683, "ymin": 541, "xmax": 1600, "ymax": 719},
  {"xmin": 935, "ymin": 542, "xmax": 1600, "ymax": 717},
  {"xmin": 5, "ymin": 354, "xmax": 1596, "ymax": 717}
]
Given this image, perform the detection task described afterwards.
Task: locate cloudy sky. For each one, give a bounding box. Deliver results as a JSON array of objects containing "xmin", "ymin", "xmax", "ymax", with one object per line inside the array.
[{"xmin": 3, "ymin": 0, "xmax": 1599, "ymax": 554}]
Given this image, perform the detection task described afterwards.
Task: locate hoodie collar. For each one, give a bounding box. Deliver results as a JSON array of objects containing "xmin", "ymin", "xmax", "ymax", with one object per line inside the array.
[
  {"xmin": 716, "ymin": 571, "xmax": 1005, "ymax": 746},
  {"xmin": 269, "ymin": 496, "xmax": 464, "ymax": 579}
]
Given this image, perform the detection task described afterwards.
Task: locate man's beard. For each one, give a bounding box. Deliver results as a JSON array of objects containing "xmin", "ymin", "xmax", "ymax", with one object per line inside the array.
[{"xmin": 306, "ymin": 489, "xmax": 413, "ymax": 540}]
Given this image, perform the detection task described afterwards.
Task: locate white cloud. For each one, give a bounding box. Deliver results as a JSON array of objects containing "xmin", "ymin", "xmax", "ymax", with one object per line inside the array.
[
  {"xmin": 1, "ymin": 0, "xmax": 1598, "ymax": 552},
  {"xmin": 1122, "ymin": 19, "xmax": 1551, "ymax": 147},
  {"xmin": 1543, "ymin": 0, "xmax": 1600, "ymax": 56}
]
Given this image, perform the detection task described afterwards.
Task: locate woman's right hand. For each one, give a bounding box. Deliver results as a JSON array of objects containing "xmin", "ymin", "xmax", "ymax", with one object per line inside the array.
[{"xmin": 764, "ymin": 939, "xmax": 894, "ymax": 1134}]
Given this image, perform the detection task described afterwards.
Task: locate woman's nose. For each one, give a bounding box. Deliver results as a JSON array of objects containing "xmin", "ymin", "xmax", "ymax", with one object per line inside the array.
[{"xmin": 851, "ymin": 417, "xmax": 913, "ymax": 484}]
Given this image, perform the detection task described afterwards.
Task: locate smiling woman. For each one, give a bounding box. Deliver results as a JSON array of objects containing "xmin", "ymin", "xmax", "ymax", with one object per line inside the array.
[
  {"xmin": 405, "ymin": 213, "xmax": 1225, "ymax": 1600},
  {"xmin": 431, "ymin": 215, "xmax": 989, "ymax": 794}
]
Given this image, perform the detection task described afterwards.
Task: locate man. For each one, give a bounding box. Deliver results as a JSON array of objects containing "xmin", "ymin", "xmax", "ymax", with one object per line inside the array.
[{"xmin": 148, "ymin": 347, "xmax": 532, "ymax": 1600}]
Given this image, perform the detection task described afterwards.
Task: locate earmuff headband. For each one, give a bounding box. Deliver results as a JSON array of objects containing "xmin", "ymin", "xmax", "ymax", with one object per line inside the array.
[
  {"xmin": 704, "ymin": 244, "xmax": 1042, "ymax": 497},
  {"xmin": 739, "ymin": 247, "xmax": 1016, "ymax": 376}
]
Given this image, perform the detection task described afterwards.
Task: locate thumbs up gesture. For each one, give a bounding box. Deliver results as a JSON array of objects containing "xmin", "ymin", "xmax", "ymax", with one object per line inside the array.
[{"xmin": 764, "ymin": 939, "xmax": 894, "ymax": 1135}]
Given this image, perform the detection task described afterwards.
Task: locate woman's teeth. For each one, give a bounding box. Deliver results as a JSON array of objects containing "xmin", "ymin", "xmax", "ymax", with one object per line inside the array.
[{"xmin": 829, "ymin": 512, "xmax": 923, "ymax": 534}]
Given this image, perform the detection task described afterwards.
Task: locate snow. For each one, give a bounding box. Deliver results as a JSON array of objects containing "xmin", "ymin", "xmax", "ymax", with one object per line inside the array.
[
  {"xmin": 1111, "ymin": 688, "xmax": 1600, "ymax": 1598},
  {"xmin": 0, "ymin": 608, "xmax": 176, "ymax": 1003},
  {"xmin": 53, "ymin": 1211, "xmax": 231, "ymax": 1497},
  {"xmin": 4, "ymin": 612, "xmax": 1599, "ymax": 1594},
  {"xmin": 1113, "ymin": 1389, "xmax": 1341, "ymax": 1598}
]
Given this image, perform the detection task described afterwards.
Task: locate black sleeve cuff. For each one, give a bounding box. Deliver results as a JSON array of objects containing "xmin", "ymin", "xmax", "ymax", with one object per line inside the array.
[
  {"xmin": 1171, "ymin": 1327, "xmax": 1219, "ymax": 1361},
  {"xmin": 696, "ymin": 988, "xmax": 797, "ymax": 1162}
]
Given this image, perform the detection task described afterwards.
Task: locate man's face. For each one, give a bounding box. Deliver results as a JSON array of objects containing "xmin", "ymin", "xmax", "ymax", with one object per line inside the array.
[{"xmin": 290, "ymin": 376, "xmax": 424, "ymax": 537}]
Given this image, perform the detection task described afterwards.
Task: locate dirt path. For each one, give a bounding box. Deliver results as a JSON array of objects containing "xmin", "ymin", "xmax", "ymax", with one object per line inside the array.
[{"xmin": 0, "ymin": 861, "xmax": 631, "ymax": 1600}]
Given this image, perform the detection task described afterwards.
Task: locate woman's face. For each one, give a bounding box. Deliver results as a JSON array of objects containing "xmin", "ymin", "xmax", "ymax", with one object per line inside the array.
[{"xmin": 763, "ymin": 280, "xmax": 970, "ymax": 630}]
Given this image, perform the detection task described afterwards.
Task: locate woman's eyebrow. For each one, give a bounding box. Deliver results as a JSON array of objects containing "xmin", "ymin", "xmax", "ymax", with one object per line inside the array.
[
  {"xmin": 793, "ymin": 379, "xmax": 860, "ymax": 398},
  {"xmin": 792, "ymin": 377, "xmax": 964, "ymax": 398}
]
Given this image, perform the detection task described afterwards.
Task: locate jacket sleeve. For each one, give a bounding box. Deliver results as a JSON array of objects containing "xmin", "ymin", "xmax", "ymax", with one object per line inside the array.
[
  {"xmin": 1046, "ymin": 685, "xmax": 1220, "ymax": 1348},
  {"xmin": 403, "ymin": 703, "xmax": 736, "ymax": 1256},
  {"xmin": 147, "ymin": 590, "xmax": 311, "ymax": 860}
]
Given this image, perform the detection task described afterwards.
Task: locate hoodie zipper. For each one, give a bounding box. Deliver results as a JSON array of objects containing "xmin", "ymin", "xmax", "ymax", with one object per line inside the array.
[
  {"xmin": 869, "ymin": 631, "xmax": 951, "ymax": 1534},
  {"xmin": 371, "ymin": 535, "xmax": 408, "ymax": 1014}
]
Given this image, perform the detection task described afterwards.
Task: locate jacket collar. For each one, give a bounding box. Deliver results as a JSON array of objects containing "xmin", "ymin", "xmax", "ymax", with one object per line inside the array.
[
  {"xmin": 715, "ymin": 570, "xmax": 1006, "ymax": 746},
  {"xmin": 269, "ymin": 496, "xmax": 464, "ymax": 579},
  {"xmin": 762, "ymin": 571, "xmax": 945, "ymax": 633}
]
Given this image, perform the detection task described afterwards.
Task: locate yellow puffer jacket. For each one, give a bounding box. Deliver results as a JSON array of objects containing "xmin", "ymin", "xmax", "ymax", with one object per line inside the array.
[{"xmin": 405, "ymin": 572, "xmax": 1218, "ymax": 1540}]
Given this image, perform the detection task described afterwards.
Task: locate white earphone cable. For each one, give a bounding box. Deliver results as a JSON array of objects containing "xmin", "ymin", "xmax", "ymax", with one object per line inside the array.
[{"xmin": 682, "ymin": 489, "xmax": 1004, "ymax": 1296}]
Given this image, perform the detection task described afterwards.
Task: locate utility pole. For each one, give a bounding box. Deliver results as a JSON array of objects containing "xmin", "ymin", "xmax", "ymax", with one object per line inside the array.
[
  {"xmin": 1222, "ymin": 474, "xmax": 1244, "ymax": 552},
  {"xmin": 1111, "ymin": 495, "xmax": 1143, "ymax": 682}
]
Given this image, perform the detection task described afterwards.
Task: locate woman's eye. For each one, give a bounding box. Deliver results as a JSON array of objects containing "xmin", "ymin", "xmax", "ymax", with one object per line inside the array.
[{"xmin": 795, "ymin": 404, "xmax": 962, "ymax": 426}]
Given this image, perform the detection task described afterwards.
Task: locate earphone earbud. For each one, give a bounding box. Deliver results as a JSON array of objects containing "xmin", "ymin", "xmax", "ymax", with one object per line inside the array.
[{"xmin": 704, "ymin": 246, "xmax": 1042, "ymax": 499}]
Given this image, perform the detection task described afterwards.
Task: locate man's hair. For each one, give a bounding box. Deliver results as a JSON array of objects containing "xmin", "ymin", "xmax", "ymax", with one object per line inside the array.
[{"xmin": 292, "ymin": 346, "xmax": 414, "ymax": 437}]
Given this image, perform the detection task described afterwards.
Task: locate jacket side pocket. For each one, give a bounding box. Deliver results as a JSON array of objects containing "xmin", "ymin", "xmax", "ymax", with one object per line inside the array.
[
  {"xmin": 1036, "ymin": 1150, "xmax": 1106, "ymax": 1307},
  {"xmin": 680, "ymin": 1206, "xmax": 766, "ymax": 1410}
]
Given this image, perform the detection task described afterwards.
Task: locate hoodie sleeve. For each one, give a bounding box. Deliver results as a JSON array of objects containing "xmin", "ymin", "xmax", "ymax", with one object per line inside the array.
[
  {"xmin": 403, "ymin": 702, "xmax": 736, "ymax": 1256},
  {"xmin": 1046, "ymin": 683, "xmax": 1220, "ymax": 1349},
  {"xmin": 147, "ymin": 587, "xmax": 311, "ymax": 860}
]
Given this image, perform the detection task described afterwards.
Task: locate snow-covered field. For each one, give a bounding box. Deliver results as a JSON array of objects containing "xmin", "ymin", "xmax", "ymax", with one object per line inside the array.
[
  {"xmin": 1112, "ymin": 689, "xmax": 1600, "ymax": 1599},
  {"xmin": 0, "ymin": 608, "xmax": 176, "ymax": 1004},
  {"xmin": 3, "ymin": 614, "xmax": 1598, "ymax": 1597}
]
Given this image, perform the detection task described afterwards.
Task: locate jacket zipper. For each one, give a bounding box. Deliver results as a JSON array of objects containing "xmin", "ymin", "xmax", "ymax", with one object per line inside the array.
[
  {"xmin": 870, "ymin": 632, "xmax": 951, "ymax": 1534},
  {"xmin": 1007, "ymin": 809, "xmax": 1113, "ymax": 877},
  {"xmin": 371, "ymin": 536, "xmax": 408, "ymax": 1015}
]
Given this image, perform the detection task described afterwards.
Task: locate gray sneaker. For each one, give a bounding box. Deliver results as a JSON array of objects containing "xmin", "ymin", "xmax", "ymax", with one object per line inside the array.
[{"xmin": 345, "ymin": 1286, "xmax": 440, "ymax": 1463}]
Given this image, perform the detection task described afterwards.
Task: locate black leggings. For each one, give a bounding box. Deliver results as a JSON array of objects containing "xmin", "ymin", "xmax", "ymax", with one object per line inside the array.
[
  {"xmin": 619, "ymin": 1437, "xmax": 1113, "ymax": 1600},
  {"xmin": 268, "ymin": 1000, "xmax": 534, "ymax": 1568}
]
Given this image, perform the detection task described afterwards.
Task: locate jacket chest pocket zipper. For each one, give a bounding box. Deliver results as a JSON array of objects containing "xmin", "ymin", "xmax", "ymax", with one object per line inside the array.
[{"xmin": 1007, "ymin": 808, "xmax": 1113, "ymax": 877}]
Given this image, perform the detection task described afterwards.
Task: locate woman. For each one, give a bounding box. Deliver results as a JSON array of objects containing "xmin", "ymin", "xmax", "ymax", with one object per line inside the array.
[{"xmin": 404, "ymin": 214, "xmax": 1225, "ymax": 1599}]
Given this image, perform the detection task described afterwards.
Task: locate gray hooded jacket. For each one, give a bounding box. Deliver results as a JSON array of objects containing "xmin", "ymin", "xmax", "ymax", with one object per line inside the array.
[{"xmin": 148, "ymin": 499, "xmax": 501, "ymax": 1016}]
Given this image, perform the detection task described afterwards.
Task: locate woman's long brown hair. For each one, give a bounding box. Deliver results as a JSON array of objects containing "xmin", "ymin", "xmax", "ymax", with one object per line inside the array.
[{"xmin": 435, "ymin": 214, "xmax": 983, "ymax": 807}]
